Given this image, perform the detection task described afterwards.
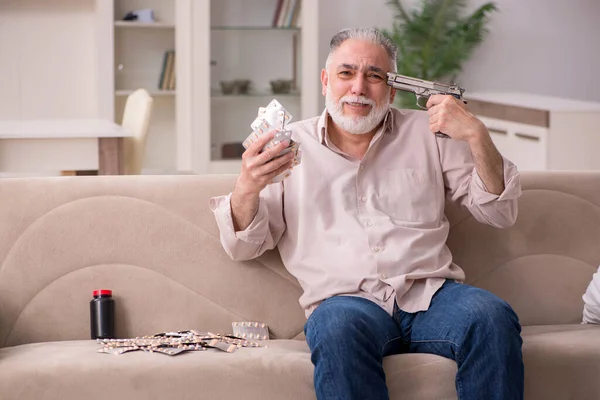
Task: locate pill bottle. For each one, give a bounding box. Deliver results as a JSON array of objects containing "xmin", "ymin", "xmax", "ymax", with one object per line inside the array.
[{"xmin": 90, "ymin": 289, "xmax": 115, "ymax": 339}]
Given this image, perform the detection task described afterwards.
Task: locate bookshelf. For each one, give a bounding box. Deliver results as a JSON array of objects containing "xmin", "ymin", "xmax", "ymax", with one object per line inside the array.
[
  {"xmin": 189, "ymin": 0, "xmax": 320, "ymax": 174},
  {"xmin": 96, "ymin": 0, "xmax": 193, "ymax": 174},
  {"xmin": 96, "ymin": 0, "xmax": 318, "ymax": 175}
]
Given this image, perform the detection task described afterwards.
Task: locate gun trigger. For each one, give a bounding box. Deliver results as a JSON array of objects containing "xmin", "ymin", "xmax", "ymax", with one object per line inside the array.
[{"xmin": 416, "ymin": 95, "xmax": 429, "ymax": 109}]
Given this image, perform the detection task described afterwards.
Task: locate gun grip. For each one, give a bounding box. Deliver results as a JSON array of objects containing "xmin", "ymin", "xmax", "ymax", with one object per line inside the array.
[{"xmin": 434, "ymin": 93, "xmax": 465, "ymax": 139}]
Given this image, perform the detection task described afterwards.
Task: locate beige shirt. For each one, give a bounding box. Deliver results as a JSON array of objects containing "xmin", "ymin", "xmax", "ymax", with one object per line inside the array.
[{"xmin": 210, "ymin": 108, "xmax": 522, "ymax": 317}]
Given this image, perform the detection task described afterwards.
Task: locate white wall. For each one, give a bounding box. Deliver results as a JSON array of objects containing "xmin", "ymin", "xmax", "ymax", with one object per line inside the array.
[
  {"xmin": 0, "ymin": 0, "xmax": 98, "ymax": 119},
  {"xmin": 462, "ymin": 0, "xmax": 600, "ymax": 102},
  {"xmin": 2, "ymin": 0, "xmax": 598, "ymax": 118},
  {"xmin": 318, "ymin": 0, "xmax": 600, "ymax": 109}
]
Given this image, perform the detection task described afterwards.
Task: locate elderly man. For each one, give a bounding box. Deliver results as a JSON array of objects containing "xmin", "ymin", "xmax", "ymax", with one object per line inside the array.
[{"xmin": 210, "ymin": 27, "xmax": 524, "ymax": 400}]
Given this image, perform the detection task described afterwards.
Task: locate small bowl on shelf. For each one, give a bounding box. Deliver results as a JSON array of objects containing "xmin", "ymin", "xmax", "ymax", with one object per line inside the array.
[
  {"xmin": 270, "ymin": 79, "xmax": 293, "ymax": 94},
  {"xmin": 220, "ymin": 80, "xmax": 237, "ymax": 95},
  {"xmin": 233, "ymin": 79, "xmax": 251, "ymax": 94},
  {"xmin": 219, "ymin": 79, "xmax": 252, "ymax": 95}
]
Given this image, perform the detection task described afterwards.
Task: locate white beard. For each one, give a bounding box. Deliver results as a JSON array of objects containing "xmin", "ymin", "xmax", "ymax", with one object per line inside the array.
[{"xmin": 325, "ymin": 84, "xmax": 390, "ymax": 135}]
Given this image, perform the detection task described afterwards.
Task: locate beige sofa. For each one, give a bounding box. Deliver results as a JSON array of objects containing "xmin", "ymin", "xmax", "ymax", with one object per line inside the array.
[{"xmin": 0, "ymin": 172, "xmax": 599, "ymax": 400}]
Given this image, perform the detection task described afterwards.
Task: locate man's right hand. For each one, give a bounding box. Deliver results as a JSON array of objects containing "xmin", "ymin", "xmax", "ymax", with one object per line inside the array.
[
  {"xmin": 230, "ymin": 131, "xmax": 294, "ymax": 231},
  {"xmin": 236, "ymin": 131, "xmax": 295, "ymax": 196}
]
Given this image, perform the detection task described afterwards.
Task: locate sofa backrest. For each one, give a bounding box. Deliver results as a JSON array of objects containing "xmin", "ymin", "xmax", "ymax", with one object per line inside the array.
[
  {"xmin": 0, "ymin": 175, "xmax": 306, "ymax": 347},
  {"xmin": 0, "ymin": 172, "xmax": 598, "ymax": 347},
  {"xmin": 445, "ymin": 171, "xmax": 600, "ymax": 326}
]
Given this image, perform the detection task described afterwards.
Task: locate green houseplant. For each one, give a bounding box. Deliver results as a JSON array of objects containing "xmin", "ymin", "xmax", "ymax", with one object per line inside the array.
[{"xmin": 381, "ymin": 0, "xmax": 497, "ymax": 108}]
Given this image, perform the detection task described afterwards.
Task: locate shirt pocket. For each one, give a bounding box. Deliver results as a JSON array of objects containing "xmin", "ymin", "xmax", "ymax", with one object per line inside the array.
[{"xmin": 376, "ymin": 168, "xmax": 442, "ymax": 223}]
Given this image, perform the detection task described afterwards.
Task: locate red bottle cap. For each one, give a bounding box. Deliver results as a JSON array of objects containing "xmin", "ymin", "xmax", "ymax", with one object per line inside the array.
[{"xmin": 93, "ymin": 289, "xmax": 113, "ymax": 297}]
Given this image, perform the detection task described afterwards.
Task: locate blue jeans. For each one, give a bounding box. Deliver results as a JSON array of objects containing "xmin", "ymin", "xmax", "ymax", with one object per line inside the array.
[{"xmin": 304, "ymin": 281, "xmax": 524, "ymax": 400}]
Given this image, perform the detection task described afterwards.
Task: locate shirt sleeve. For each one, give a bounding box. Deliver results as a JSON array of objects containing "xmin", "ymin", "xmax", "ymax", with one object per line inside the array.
[
  {"xmin": 209, "ymin": 182, "xmax": 286, "ymax": 261},
  {"xmin": 438, "ymin": 138, "xmax": 522, "ymax": 228},
  {"xmin": 583, "ymin": 265, "xmax": 600, "ymax": 324}
]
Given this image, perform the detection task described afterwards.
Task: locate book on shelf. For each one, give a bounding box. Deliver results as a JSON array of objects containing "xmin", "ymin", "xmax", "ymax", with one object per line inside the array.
[
  {"xmin": 272, "ymin": 0, "xmax": 302, "ymax": 28},
  {"xmin": 158, "ymin": 50, "xmax": 176, "ymax": 90}
]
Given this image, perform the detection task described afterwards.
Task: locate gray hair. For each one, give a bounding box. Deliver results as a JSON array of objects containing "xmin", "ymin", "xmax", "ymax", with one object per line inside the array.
[{"xmin": 325, "ymin": 28, "xmax": 398, "ymax": 72}]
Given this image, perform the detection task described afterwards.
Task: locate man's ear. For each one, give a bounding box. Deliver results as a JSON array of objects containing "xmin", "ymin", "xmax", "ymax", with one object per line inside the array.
[
  {"xmin": 321, "ymin": 68, "xmax": 328, "ymax": 96},
  {"xmin": 389, "ymin": 88, "xmax": 396, "ymax": 104}
]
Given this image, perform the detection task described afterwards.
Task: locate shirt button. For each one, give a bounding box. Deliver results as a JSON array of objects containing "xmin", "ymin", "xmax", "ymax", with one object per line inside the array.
[
  {"xmin": 380, "ymin": 274, "xmax": 388, "ymax": 280},
  {"xmin": 361, "ymin": 196, "xmax": 367, "ymax": 202},
  {"xmin": 366, "ymin": 220, "xmax": 373, "ymax": 227},
  {"xmin": 373, "ymin": 246, "xmax": 381, "ymax": 253},
  {"xmin": 359, "ymin": 165, "xmax": 365, "ymax": 171}
]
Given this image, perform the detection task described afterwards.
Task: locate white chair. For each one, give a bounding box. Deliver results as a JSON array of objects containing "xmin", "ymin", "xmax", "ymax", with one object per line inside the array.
[
  {"xmin": 121, "ymin": 89, "xmax": 154, "ymax": 175},
  {"xmin": 60, "ymin": 89, "xmax": 153, "ymax": 176}
]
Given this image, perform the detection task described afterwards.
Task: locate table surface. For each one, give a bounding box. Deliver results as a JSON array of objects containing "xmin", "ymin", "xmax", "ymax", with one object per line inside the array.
[{"xmin": 0, "ymin": 119, "xmax": 133, "ymax": 139}]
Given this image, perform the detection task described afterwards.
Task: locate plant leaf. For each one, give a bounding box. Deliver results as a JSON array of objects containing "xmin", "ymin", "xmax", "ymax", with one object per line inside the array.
[{"xmin": 381, "ymin": 0, "xmax": 498, "ymax": 88}]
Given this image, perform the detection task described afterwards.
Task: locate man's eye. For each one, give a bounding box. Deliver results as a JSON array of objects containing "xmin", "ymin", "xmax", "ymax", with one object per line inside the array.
[
  {"xmin": 339, "ymin": 71, "xmax": 352, "ymax": 77},
  {"xmin": 368, "ymin": 74, "xmax": 384, "ymax": 82}
]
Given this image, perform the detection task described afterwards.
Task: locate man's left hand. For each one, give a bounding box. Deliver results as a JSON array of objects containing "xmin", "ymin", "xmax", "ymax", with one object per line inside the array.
[{"xmin": 426, "ymin": 94, "xmax": 487, "ymax": 142}]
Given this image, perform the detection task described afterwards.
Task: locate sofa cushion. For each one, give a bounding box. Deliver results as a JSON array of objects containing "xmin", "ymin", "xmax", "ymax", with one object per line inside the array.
[
  {"xmin": 522, "ymin": 324, "xmax": 600, "ymax": 399},
  {"xmin": 0, "ymin": 339, "xmax": 456, "ymax": 400},
  {"xmin": 1, "ymin": 325, "xmax": 598, "ymax": 400}
]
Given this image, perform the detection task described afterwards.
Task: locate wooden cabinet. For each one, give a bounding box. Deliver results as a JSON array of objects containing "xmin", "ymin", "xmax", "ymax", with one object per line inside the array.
[{"xmin": 465, "ymin": 92, "xmax": 600, "ymax": 171}]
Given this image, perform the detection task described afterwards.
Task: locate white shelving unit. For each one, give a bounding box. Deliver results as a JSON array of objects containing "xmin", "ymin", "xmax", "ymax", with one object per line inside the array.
[
  {"xmin": 190, "ymin": 0, "xmax": 320, "ymax": 174},
  {"xmin": 96, "ymin": 0, "xmax": 193, "ymax": 174},
  {"xmin": 96, "ymin": 0, "xmax": 318, "ymax": 175}
]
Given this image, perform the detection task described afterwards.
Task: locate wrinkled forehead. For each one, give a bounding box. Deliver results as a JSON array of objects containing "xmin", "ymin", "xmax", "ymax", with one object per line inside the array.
[{"xmin": 329, "ymin": 39, "xmax": 392, "ymax": 72}]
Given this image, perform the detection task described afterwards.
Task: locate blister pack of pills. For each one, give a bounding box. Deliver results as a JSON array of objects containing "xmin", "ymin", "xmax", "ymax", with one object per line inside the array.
[
  {"xmin": 232, "ymin": 321, "xmax": 270, "ymax": 341},
  {"xmin": 242, "ymin": 99, "xmax": 302, "ymax": 183}
]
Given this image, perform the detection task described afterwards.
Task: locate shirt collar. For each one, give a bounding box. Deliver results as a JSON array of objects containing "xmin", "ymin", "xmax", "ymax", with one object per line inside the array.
[{"xmin": 317, "ymin": 107, "xmax": 395, "ymax": 144}]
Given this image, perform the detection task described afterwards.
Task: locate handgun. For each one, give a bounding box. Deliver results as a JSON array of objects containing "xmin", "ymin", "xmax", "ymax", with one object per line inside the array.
[{"xmin": 386, "ymin": 72, "xmax": 466, "ymax": 139}]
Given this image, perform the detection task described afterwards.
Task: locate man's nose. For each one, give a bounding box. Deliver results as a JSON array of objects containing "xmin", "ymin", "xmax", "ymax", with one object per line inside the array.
[{"xmin": 350, "ymin": 76, "xmax": 367, "ymax": 96}]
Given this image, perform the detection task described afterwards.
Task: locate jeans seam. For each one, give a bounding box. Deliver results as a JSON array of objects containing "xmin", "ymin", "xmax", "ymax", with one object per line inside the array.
[
  {"xmin": 306, "ymin": 319, "xmax": 333, "ymax": 394},
  {"xmin": 410, "ymin": 339, "xmax": 459, "ymax": 347}
]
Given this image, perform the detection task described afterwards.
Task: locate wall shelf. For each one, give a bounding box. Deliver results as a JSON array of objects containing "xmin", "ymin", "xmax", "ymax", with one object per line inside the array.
[
  {"xmin": 114, "ymin": 21, "xmax": 175, "ymax": 29},
  {"xmin": 116, "ymin": 89, "xmax": 176, "ymax": 97},
  {"xmin": 211, "ymin": 91, "xmax": 301, "ymax": 99},
  {"xmin": 210, "ymin": 26, "xmax": 300, "ymax": 31}
]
